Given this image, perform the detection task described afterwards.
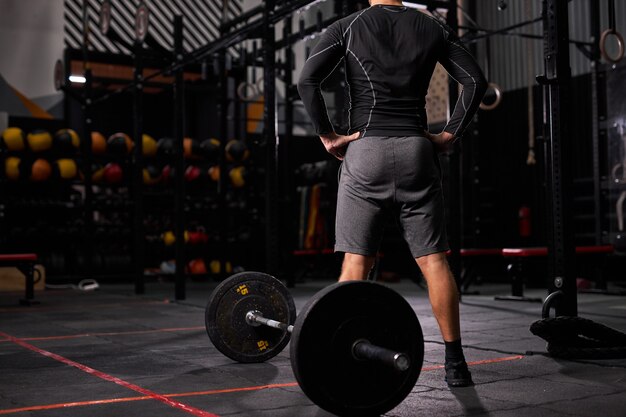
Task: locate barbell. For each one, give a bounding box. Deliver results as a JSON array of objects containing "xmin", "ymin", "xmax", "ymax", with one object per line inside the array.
[{"xmin": 205, "ymin": 271, "xmax": 424, "ymax": 416}]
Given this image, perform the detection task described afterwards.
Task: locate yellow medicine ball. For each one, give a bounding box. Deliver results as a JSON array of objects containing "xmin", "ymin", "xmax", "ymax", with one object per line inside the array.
[
  {"xmin": 162, "ymin": 230, "xmax": 189, "ymax": 245},
  {"xmin": 209, "ymin": 259, "xmax": 232, "ymax": 275},
  {"xmin": 2, "ymin": 127, "xmax": 26, "ymax": 151},
  {"xmin": 142, "ymin": 134, "xmax": 158, "ymax": 157},
  {"xmin": 27, "ymin": 130, "xmax": 53, "ymax": 152},
  {"xmin": 54, "ymin": 159, "xmax": 78, "ymax": 180},
  {"xmin": 4, "ymin": 157, "xmax": 21, "ymax": 180},
  {"xmin": 229, "ymin": 166, "xmax": 246, "ymax": 188}
]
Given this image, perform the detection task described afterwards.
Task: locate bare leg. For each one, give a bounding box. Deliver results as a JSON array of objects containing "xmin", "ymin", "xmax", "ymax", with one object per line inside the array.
[
  {"xmin": 338, "ymin": 253, "xmax": 376, "ymax": 282},
  {"xmin": 415, "ymin": 252, "xmax": 460, "ymax": 342}
]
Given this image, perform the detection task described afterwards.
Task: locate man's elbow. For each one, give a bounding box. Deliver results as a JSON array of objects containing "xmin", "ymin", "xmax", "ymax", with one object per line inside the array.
[
  {"xmin": 297, "ymin": 75, "xmax": 317, "ymax": 92},
  {"xmin": 296, "ymin": 77, "xmax": 306, "ymax": 98},
  {"xmin": 297, "ymin": 75, "xmax": 320, "ymax": 102}
]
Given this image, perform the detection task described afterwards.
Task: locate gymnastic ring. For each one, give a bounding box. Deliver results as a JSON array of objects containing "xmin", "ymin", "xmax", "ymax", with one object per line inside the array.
[
  {"xmin": 236, "ymin": 82, "xmax": 259, "ymax": 102},
  {"xmin": 599, "ymin": 29, "xmax": 625, "ymax": 64},
  {"xmin": 611, "ymin": 163, "xmax": 624, "ymax": 182},
  {"xmin": 255, "ymin": 77, "xmax": 264, "ymax": 95},
  {"xmin": 479, "ymin": 82, "xmax": 502, "ymax": 111}
]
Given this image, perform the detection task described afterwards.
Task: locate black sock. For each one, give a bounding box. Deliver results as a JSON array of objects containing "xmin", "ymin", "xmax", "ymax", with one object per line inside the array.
[{"xmin": 444, "ymin": 339, "xmax": 465, "ymax": 364}]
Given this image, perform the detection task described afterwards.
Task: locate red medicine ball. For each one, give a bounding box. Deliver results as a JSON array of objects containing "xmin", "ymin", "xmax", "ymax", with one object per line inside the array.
[{"xmin": 103, "ymin": 162, "xmax": 123, "ymax": 183}]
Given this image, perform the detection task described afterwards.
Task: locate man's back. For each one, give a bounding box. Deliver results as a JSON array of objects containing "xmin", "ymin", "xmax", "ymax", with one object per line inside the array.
[{"xmin": 299, "ymin": 5, "xmax": 486, "ymax": 138}]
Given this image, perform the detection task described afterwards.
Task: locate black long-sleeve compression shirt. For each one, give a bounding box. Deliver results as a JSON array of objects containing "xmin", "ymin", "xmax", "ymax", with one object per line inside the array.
[{"xmin": 297, "ymin": 4, "xmax": 487, "ymax": 138}]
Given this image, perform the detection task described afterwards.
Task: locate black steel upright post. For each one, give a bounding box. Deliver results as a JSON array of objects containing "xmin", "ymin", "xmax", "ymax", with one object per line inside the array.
[
  {"xmin": 81, "ymin": 0, "xmax": 94, "ymax": 281},
  {"xmin": 218, "ymin": 51, "xmax": 229, "ymax": 278},
  {"xmin": 446, "ymin": 0, "xmax": 462, "ymax": 284},
  {"xmin": 218, "ymin": 2, "xmax": 229, "ymax": 279},
  {"xmin": 263, "ymin": 0, "xmax": 279, "ymax": 276},
  {"xmin": 282, "ymin": 16, "xmax": 294, "ymax": 284},
  {"xmin": 589, "ymin": 0, "xmax": 605, "ymax": 246},
  {"xmin": 132, "ymin": 40, "xmax": 145, "ymax": 294},
  {"xmin": 82, "ymin": 71, "xmax": 94, "ymax": 282},
  {"xmin": 540, "ymin": 0, "xmax": 576, "ymax": 316},
  {"xmin": 173, "ymin": 15, "xmax": 186, "ymax": 300},
  {"xmin": 234, "ymin": 48, "xmax": 242, "ymax": 141}
]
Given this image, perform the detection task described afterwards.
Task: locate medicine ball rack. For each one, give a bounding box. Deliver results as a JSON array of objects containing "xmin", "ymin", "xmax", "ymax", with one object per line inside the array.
[
  {"xmin": 19, "ymin": 0, "xmax": 344, "ymax": 292},
  {"xmin": 59, "ymin": 28, "xmax": 262, "ymax": 287},
  {"xmin": 61, "ymin": 0, "xmax": 376, "ymax": 299}
]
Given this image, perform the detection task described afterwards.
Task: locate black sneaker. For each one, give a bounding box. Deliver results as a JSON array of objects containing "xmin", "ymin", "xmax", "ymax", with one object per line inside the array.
[{"xmin": 445, "ymin": 360, "xmax": 474, "ymax": 387}]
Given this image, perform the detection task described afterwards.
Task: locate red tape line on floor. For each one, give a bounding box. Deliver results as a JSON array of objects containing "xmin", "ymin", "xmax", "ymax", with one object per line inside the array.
[
  {"xmin": 0, "ymin": 383, "xmax": 300, "ymax": 415},
  {"xmin": 0, "ymin": 326, "xmax": 205, "ymax": 343},
  {"xmin": 0, "ymin": 355, "xmax": 524, "ymax": 415},
  {"xmin": 0, "ymin": 331, "xmax": 219, "ymax": 417},
  {"xmin": 422, "ymin": 355, "xmax": 524, "ymax": 371}
]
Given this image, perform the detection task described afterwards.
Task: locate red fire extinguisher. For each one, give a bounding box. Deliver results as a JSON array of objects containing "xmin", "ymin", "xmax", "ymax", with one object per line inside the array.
[{"xmin": 519, "ymin": 205, "xmax": 531, "ymax": 238}]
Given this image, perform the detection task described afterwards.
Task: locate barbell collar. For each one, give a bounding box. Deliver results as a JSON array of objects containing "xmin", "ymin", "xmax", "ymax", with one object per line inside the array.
[
  {"xmin": 245, "ymin": 310, "xmax": 294, "ymax": 333},
  {"xmin": 352, "ymin": 339, "xmax": 410, "ymax": 372}
]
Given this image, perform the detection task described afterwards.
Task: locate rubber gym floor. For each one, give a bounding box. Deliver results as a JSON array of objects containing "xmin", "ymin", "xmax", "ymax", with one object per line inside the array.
[{"xmin": 1, "ymin": 279, "xmax": 625, "ymax": 417}]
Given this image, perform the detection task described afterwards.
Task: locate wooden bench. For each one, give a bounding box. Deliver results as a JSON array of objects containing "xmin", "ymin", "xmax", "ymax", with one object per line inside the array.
[
  {"xmin": 0, "ymin": 253, "xmax": 39, "ymax": 305},
  {"xmin": 497, "ymin": 245, "xmax": 614, "ymax": 302}
]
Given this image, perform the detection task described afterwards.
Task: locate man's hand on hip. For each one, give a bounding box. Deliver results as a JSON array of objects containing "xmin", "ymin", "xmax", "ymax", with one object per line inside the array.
[
  {"xmin": 319, "ymin": 131, "xmax": 361, "ymax": 160},
  {"xmin": 426, "ymin": 131, "xmax": 457, "ymax": 153}
]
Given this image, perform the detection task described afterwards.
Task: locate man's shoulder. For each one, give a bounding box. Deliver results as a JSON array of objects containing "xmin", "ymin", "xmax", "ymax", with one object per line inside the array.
[
  {"xmin": 333, "ymin": 8, "xmax": 373, "ymax": 31},
  {"xmin": 417, "ymin": 12, "xmax": 453, "ymax": 36}
]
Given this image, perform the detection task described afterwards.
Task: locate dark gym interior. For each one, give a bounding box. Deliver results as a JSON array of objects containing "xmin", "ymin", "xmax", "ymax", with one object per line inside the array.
[{"xmin": 1, "ymin": 1, "xmax": 626, "ymax": 416}]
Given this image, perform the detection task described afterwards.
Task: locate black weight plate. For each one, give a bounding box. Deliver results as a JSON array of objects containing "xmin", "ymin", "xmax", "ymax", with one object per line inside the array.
[
  {"xmin": 206, "ymin": 271, "xmax": 296, "ymax": 363},
  {"xmin": 291, "ymin": 281, "xmax": 423, "ymax": 417}
]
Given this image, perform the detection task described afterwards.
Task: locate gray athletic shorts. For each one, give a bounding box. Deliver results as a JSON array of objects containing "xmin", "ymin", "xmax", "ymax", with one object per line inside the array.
[{"xmin": 335, "ymin": 135, "xmax": 449, "ymax": 258}]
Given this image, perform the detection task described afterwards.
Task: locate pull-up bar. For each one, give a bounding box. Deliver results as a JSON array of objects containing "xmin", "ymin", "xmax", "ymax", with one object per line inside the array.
[{"xmin": 92, "ymin": 0, "xmax": 328, "ymax": 105}]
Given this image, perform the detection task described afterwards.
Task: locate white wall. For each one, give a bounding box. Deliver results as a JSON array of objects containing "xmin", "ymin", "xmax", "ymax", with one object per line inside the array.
[{"xmin": 0, "ymin": 0, "xmax": 65, "ymax": 99}]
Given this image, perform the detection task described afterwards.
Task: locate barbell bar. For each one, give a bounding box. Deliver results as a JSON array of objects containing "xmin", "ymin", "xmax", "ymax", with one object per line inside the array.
[{"xmin": 244, "ymin": 309, "xmax": 411, "ymax": 371}]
